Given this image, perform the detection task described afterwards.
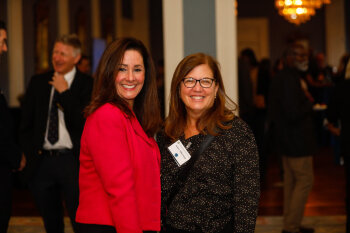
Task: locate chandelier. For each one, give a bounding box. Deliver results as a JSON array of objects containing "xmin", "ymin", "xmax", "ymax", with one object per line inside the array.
[{"xmin": 275, "ymin": 0, "xmax": 331, "ymax": 25}]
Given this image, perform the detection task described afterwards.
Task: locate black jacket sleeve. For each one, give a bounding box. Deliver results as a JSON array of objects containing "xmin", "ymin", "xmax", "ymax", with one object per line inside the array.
[
  {"xmin": 0, "ymin": 93, "xmax": 21, "ymax": 169},
  {"xmin": 58, "ymin": 73, "xmax": 93, "ymax": 149}
]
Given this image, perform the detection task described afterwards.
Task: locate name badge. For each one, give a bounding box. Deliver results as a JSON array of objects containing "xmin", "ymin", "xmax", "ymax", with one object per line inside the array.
[{"xmin": 168, "ymin": 140, "xmax": 191, "ymax": 167}]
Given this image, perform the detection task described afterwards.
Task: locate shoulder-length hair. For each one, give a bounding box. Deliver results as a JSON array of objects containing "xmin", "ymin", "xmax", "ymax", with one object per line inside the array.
[
  {"xmin": 85, "ymin": 37, "xmax": 161, "ymax": 136},
  {"xmin": 165, "ymin": 53, "xmax": 236, "ymax": 140}
]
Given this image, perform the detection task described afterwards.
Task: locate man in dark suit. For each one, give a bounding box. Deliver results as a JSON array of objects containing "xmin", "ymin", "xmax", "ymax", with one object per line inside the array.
[
  {"xmin": 20, "ymin": 34, "xmax": 93, "ymax": 233},
  {"xmin": 268, "ymin": 44, "xmax": 317, "ymax": 233},
  {"xmin": 327, "ymin": 61, "xmax": 350, "ymax": 232},
  {"xmin": 0, "ymin": 20, "xmax": 25, "ymax": 233}
]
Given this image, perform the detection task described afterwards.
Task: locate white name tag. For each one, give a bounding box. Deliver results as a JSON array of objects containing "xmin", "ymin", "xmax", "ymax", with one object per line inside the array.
[{"xmin": 168, "ymin": 140, "xmax": 191, "ymax": 167}]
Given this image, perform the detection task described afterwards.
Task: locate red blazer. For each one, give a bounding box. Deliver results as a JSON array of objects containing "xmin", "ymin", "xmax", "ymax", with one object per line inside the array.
[{"xmin": 76, "ymin": 103, "xmax": 161, "ymax": 233}]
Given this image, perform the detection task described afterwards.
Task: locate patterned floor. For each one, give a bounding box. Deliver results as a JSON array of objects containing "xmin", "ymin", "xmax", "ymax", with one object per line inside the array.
[
  {"xmin": 7, "ymin": 216, "xmax": 346, "ymax": 233},
  {"xmin": 8, "ymin": 217, "xmax": 73, "ymax": 233},
  {"xmin": 256, "ymin": 216, "xmax": 346, "ymax": 233}
]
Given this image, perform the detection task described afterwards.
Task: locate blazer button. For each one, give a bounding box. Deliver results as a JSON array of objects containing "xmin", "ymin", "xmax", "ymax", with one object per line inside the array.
[{"xmin": 38, "ymin": 150, "xmax": 42, "ymax": 155}]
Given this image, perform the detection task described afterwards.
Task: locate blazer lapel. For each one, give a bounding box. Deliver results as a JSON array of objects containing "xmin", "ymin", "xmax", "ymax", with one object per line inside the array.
[
  {"xmin": 42, "ymin": 73, "xmax": 54, "ymax": 115},
  {"xmin": 129, "ymin": 116, "xmax": 154, "ymax": 146}
]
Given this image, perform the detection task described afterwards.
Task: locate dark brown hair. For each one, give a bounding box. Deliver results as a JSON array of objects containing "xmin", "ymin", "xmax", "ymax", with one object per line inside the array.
[
  {"xmin": 165, "ymin": 53, "xmax": 236, "ymax": 140},
  {"xmin": 85, "ymin": 37, "xmax": 161, "ymax": 136}
]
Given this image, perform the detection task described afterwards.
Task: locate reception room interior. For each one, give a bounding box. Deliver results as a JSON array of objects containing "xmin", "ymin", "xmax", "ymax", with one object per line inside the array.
[{"xmin": 1, "ymin": 0, "xmax": 350, "ymax": 232}]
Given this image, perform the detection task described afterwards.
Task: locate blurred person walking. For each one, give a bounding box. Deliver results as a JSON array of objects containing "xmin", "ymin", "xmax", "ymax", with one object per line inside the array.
[
  {"xmin": 268, "ymin": 44, "xmax": 317, "ymax": 233},
  {"xmin": 326, "ymin": 58, "xmax": 350, "ymax": 233}
]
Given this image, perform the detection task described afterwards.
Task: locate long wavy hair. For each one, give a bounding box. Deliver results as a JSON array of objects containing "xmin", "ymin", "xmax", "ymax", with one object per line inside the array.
[
  {"xmin": 85, "ymin": 37, "xmax": 161, "ymax": 136},
  {"xmin": 165, "ymin": 53, "xmax": 236, "ymax": 140}
]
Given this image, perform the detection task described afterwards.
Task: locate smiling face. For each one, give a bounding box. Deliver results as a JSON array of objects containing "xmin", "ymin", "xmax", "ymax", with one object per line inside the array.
[
  {"xmin": 52, "ymin": 42, "xmax": 81, "ymax": 75},
  {"xmin": 180, "ymin": 63, "xmax": 218, "ymax": 118},
  {"xmin": 115, "ymin": 49, "xmax": 145, "ymax": 108}
]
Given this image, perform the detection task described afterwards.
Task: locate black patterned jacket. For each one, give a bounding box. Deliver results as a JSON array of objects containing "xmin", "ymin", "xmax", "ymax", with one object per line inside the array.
[{"xmin": 158, "ymin": 117, "xmax": 260, "ymax": 233}]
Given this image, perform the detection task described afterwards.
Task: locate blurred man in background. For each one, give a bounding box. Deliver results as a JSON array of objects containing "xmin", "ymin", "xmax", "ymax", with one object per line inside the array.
[
  {"xmin": 0, "ymin": 20, "xmax": 25, "ymax": 233},
  {"xmin": 20, "ymin": 34, "xmax": 93, "ymax": 233},
  {"xmin": 268, "ymin": 44, "xmax": 317, "ymax": 233},
  {"xmin": 76, "ymin": 55, "xmax": 91, "ymax": 75}
]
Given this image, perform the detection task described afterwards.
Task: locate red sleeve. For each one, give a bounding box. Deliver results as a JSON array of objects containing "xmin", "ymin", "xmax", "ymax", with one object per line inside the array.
[{"xmin": 85, "ymin": 105, "xmax": 142, "ymax": 233}]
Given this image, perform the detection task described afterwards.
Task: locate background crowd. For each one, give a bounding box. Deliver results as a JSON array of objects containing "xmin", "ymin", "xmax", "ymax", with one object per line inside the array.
[{"xmin": 1, "ymin": 15, "xmax": 350, "ymax": 233}]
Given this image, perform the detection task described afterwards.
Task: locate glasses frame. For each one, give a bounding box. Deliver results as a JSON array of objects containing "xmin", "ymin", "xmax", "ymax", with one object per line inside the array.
[{"xmin": 182, "ymin": 77, "xmax": 216, "ymax": 88}]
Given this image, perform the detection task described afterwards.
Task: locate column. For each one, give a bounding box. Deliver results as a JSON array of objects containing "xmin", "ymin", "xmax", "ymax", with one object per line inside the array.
[
  {"xmin": 91, "ymin": 0, "xmax": 101, "ymax": 38},
  {"xmin": 325, "ymin": 0, "xmax": 346, "ymax": 67},
  {"xmin": 57, "ymin": 0, "xmax": 69, "ymax": 35},
  {"xmin": 162, "ymin": 0, "xmax": 184, "ymax": 115},
  {"xmin": 215, "ymin": 0, "xmax": 238, "ymax": 104},
  {"xmin": 162, "ymin": 0, "xmax": 238, "ymax": 116},
  {"xmin": 115, "ymin": 0, "xmax": 121, "ymax": 37},
  {"xmin": 7, "ymin": 0, "xmax": 25, "ymax": 107},
  {"xmin": 115, "ymin": 0, "xmax": 150, "ymax": 48}
]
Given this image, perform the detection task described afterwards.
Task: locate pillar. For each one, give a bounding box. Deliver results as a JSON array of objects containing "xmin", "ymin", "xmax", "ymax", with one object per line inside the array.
[
  {"xmin": 162, "ymin": 0, "xmax": 238, "ymax": 116},
  {"xmin": 7, "ymin": 0, "xmax": 25, "ymax": 107}
]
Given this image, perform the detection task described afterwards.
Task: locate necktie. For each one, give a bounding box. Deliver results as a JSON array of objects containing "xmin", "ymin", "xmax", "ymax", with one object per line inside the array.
[{"xmin": 48, "ymin": 90, "xmax": 59, "ymax": 144}]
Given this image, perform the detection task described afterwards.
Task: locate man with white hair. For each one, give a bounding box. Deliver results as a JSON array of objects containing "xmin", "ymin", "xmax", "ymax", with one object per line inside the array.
[{"xmin": 20, "ymin": 34, "xmax": 93, "ymax": 233}]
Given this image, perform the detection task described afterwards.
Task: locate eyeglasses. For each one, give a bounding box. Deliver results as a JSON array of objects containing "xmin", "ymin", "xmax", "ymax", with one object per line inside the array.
[{"xmin": 182, "ymin": 77, "xmax": 216, "ymax": 88}]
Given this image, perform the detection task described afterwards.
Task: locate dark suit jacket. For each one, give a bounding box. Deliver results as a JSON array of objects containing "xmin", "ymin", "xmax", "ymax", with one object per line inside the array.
[
  {"xmin": 327, "ymin": 79, "xmax": 350, "ymax": 156},
  {"xmin": 238, "ymin": 58, "xmax": 254, "ymax": 120},
  {"xmin": 268, "ymin": 67, "xmax": 317, "ymax": 157},
  {"xmin": 0, "ymin": 92, "xmax": 21, "ymax": 169},
  {"xmin": 19, "ymin": 70, "xmax": 93, "ymax": 179}
]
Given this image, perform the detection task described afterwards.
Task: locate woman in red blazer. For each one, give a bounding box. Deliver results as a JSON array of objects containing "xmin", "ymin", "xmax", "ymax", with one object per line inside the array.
[{"xmin": 76, "ymin": 37, "xmax": 162, "ymax": 233}]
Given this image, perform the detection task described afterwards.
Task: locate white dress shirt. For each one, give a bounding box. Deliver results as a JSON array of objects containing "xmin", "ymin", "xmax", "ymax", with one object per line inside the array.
[{"xmin": 43, "ymin": 67, "xmax": 76, "ymax": 150}]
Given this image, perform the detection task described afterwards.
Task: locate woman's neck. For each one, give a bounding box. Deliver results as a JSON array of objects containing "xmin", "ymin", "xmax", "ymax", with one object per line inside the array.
[
  {"xmin": 127, "ymin": 100, "xmax": 134, "ymax": 109},
  {"xmin": 184, "ymin": 116, "xmax": 200, "ymax": 139}
]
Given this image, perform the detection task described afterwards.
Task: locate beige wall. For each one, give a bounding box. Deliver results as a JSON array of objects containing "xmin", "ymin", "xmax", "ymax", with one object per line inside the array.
[
  {"xmin": 7, "ymin": 0, "xmax": 25, "ymax": 107},
  {"xmin": 237, "ymin": 18, "xmax": 269, "ymax": 61},
  {"xmin": 216, "ymin": 0, "xmax": 238, "ymax": 105},
  {"xmin": 162, "ymin": 0, "xmax": 238, "ymax": 116},
  {"xmin": 57, "ymin": 0, "xmax": 69, "ymax": 36},
  {"xmin": 115, "ymin": 0, "xmax": 150, "ymax": 49},
  {"xmin": 325, "ymin": 0, "xmax": 346, "ymax": 68}
]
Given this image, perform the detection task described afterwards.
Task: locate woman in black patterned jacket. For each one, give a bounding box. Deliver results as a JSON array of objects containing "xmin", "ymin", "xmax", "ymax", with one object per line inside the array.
[{"xmin": 158, "ymin": 53, "xmax": 260, "ymax": 233}]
